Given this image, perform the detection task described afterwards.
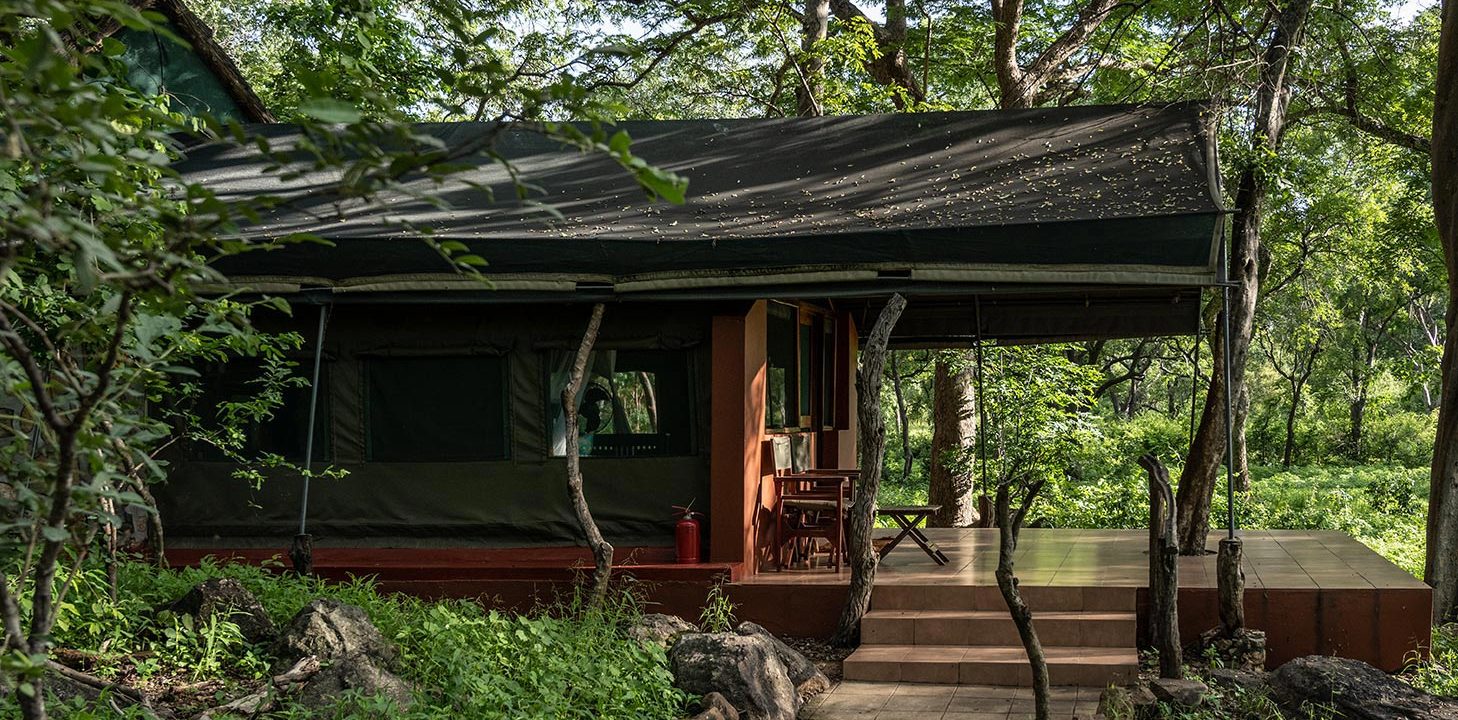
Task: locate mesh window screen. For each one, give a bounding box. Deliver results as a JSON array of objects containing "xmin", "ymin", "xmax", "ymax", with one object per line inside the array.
[
  {"xmin": 366, "ymin": 356, "xmax": 508, "ymax": 462},
  {"xmin": 820, "ymin": 318, "xmax": 836, "ymax": 427},
  {"xmin": 765, "ymin": 303, "xmax": 798, "ymax": 428},
  {"xmin": 548, "ymin": 349, "xmax": 692, "ymax": 458}
]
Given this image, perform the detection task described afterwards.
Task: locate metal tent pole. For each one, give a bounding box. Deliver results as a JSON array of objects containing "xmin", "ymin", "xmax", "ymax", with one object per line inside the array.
[
  {"xmin": 974, "ymin": 298, "xmax": 989, "ymax": 516},
  {"xmin": 1221, "ymin": 286, "xmax": 1237, "ymax": 539},
  {"xmin": 291, "ymin": 303, "xmax": 330, "ymax": 574},
  {"xmin": 1189, "ymin": 332, "xmax": 1200, "ymax": 448}
]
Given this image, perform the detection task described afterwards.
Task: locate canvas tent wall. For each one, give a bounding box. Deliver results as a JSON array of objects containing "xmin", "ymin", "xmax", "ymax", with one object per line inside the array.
[{"xmin": 157, "ymin": 302, "xmax": 713, "ymax": 546}]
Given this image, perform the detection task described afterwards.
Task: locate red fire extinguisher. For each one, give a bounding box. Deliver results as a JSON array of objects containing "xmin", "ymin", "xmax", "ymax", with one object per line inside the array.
[{"xmin": 674, "ymin": 503, "xmax": 702, "ymax": 564}]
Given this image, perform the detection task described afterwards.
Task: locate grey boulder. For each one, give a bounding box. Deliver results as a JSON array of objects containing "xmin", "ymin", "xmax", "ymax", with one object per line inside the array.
[
  {"xmin": 1268, "ymin": 655, "xmax": 1458, "ymax": 720},
  {"xmin": 1150, "ymin": 677, "xmax": 1209, "ymax": 707},
  {"xmin": 734, "ymin": 621, "xmax": 830, "ymax": 699},
  {"xmin": 162, "ymin": 578, "xmax": 276, "ymax": 645},
  {"xmin": 689, "ymin": 691, "xmax": 741, "ymax": 720},
  {"xmin": 628, "ymin": 613, "xmax": 698, "ymax": 650},
  {"xmin": 276, "ymin": 598, "xmax": 412, "ymax": 710},
  {"xmin": 669, "ymin": 633, "xmax": 798, "ymax": 720}
]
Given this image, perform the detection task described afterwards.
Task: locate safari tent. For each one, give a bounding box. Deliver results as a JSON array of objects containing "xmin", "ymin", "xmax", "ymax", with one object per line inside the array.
[
  {"xmin": 159, "ymin": 103, "xmax": 1436, "ymax": 676},
  {"xmin": 160, "ymin": 103, "xmax": 1225, "ymax": 569}
]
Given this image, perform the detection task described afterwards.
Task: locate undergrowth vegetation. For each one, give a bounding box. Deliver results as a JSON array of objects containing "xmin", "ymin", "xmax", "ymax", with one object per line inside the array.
[
  {"xmin": 6, "ymin": 560, "xmax": 689, "ymax": 719},
  {"xmin": 1405, "ymin": 624, "xmax": 1458, "ymax": 696}
]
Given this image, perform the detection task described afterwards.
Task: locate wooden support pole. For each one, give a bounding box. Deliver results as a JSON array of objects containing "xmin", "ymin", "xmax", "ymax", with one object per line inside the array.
[
  {"xmin": 1218, "ymin": 536, "xmax": 1245, "ymax": 635},
  {"xmin": 995, "ymin": 477, "xmax": 1051, "ymax": 719},
  {"xmin": 833, "ymin": 293, "xmax": 907, "ymax": 646},
  {"xmin": 563, "ymin": 303, "xmax": 614, "ymax": 606},
  {"xmin": 1139, "ymin": 453, "xmax": 1182, "ymax": 679}
]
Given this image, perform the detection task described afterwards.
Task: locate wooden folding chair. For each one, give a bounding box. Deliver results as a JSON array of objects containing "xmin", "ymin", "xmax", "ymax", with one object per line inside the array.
[
  {"xmin": 788, "ymin": 434, "xmax": 860, "ymax": 499},
  {"xmin": 771, "ymin": 436, "xmax": 851, "ymax": 571}
]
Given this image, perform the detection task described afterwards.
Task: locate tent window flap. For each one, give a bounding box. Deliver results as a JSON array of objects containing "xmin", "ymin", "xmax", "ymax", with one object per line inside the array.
[
  {"xmin": 190, "ymin": 358, "xmax": 331, "ymax": 462},
  {"xmin": 365, "ymin": 355, "xmax": 509, "ymax": 462}
]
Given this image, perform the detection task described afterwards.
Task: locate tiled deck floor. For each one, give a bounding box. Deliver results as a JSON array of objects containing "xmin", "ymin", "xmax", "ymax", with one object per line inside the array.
[
  {"xmin": 742, "ymin": 529, "xmax": 1426, "ymax": 590},
  {"xmin": 801, "ymin": 681, "xmax": 1103, "ymax": 720}
]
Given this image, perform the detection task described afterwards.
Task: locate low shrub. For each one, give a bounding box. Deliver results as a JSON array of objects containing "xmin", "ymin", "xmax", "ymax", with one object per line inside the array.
[{"xmin": 7, "ymin": 560, "xmax": 690, "ymax": 719}]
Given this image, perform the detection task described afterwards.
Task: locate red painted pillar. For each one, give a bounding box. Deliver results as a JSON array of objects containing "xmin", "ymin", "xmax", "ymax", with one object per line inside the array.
[{"xmin": 709, "ymin": 302, "xmax": 768, "ymax": 570}]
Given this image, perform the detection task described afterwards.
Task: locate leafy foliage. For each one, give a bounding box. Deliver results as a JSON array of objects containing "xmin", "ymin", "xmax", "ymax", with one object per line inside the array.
[
  {"xmin": 0, "ymin": 0, "xmax": 687, "ymax": 714},
  {"xmin": 2, "ymin": 560, "xmax": 689, "ymax": 719},
  {"xmin": 697, "ymin": 584, "xmax": 737, "ymax": 634},
  {"xmin": 978, "ymin": 345, "xmax": 1102, "ymax": 491}
]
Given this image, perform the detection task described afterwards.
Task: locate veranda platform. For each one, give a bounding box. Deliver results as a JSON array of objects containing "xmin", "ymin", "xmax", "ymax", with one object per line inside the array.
[
  {"xmin": 168, "ymin": 528, "xmax": 1430, "ymax": 673},
  {"xmin": 731, "ymin": 528, "xmax": 1431, "ymax": 674}
]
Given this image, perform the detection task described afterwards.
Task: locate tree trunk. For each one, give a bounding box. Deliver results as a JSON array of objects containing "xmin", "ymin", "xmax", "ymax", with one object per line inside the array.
[
  {"xmin": 1124, "ymin": 373, "xmax": 1137, "ymax": 418},
  {"xmin": 1282, "ymin": 385, "xmax": 1300, "ymax": 468},
  {"xmin": 990, "ymin": 0, "xmax": 1120, "ymax": 109},
  {"xmin": 827, "ymin": 0, "xmax": 925, "ymax": 105},
  {"xmin": 17, "ymin": 691, "xmax": 45, "ymax": 720},
  {"xmin": 929, "ymin": 354, "xmax": 977, "ymax": 527},
  {"xmin": 1425, "ymin": 0, "xmax": 1458, "ymax": 621},
  {"xmin": 1176, "ymin": 0, "xmax": 1313, "ymax": 554},
  {"xmin": 891, "ymin": 352, "xmax": 913, "ymax": 483},
  {"xmin": 1179, "ymin": 322, "xmax": 1226, "ymax": 555},
  {"xmin": 834, "ymin": 294, "xmax": 907, "ymax": 646},
  {"xmin": 995, "ymin": 481, "xmax": 1050, "ymax": 719},
  {"xmin": 1350, "ymin": 388, "xmax": 1368, "ymax": 461},
  {"xmin": 562, "ymin": 303, "xmax": 614, "ymax": 606},
  {"xmin": 1139, "ymin": 454, "xmax": 1181, "ymax": 680},
  {"xmin": 797, "ymin": 0, "xmax": 829, "ymax": 116},
  {"xmin": 1233, "ymin": 384, "xmax": 1251, "ymax": 491},
  {"xmin": 1217, "ymin": 537, "xmax": 1246, "ymax": 635}
]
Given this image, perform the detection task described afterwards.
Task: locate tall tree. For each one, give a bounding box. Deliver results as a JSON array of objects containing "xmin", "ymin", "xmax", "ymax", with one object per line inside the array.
[
  {"xmin": 929, "ymin": 352, "xmax": 978, "ymax": 526},
  {"xmin": 798, "ymin": 0, "xmax": 830, "ymax": 115},
  {"xmin": 1175, "ymin": 0, "xmax": 1315, "ymax": 554},
  {"xmin": 829, "ymin": 0, "xmax": 925, "ymax": 105},
  {"xmin": 562, "ymin": 304, "xmax": 614, "ymax": 606},
  {"xmin": 990, "ymin": 0, "xmax": 1121, "ymax": 109},
  {"xmin": 1426, "ymin": 0, "xmax": 1458, "ymax": 622}
]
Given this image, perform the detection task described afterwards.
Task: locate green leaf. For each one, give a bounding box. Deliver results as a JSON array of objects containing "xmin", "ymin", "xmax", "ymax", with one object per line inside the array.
[
  {"xmin": 635, "ymin": 167, "xmax": 688, "ymax": 205},
  {"xmin": 608, "ymin": 129, "xmax": 632, "ymax": 157},
  {"xmin": 298, "ymin": 98, "xmax": 363, "ymax": 124}
]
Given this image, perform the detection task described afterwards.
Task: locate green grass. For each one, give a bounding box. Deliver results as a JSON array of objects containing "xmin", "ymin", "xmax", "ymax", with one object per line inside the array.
[
  {"xmin": 1406, "ymin": 624, "xmax": 1458, "ymax": 695},
  {"xmin": 13, "ymin": 560, "xmax": 690, "ymax": 719}
]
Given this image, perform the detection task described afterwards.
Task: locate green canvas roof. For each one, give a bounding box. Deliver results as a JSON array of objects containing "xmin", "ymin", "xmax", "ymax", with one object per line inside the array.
[{"xmin": 176, "ymin": 103, "xmax": 1225, "ymax": 341}]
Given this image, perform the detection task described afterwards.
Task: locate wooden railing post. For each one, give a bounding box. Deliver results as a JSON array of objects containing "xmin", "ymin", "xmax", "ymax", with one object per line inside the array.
[
  {"xmin": 1139, "ymin": 453, "xmax": 1182, "ymax": 679},
  {"xmin": 1218, "ymin": 536, "xmax": 1245, "ymax": 634}
]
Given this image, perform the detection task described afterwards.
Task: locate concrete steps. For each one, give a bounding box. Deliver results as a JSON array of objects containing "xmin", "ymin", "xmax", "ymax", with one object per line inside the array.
[
  {"xmin": 843, "ymin": 584, "xmax": 1140, "ymax": 686},
  {"xmin": 861, "ymin": 610, "xmax": 1137, "ymax": 647}
]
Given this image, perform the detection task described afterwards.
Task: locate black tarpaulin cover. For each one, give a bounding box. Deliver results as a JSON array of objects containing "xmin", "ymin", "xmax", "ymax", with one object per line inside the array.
[{"xmin": 177, "ymin": 103, "xmax": 1224, "ymax": 295}]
